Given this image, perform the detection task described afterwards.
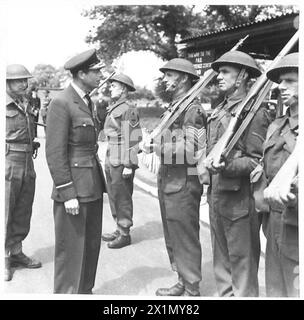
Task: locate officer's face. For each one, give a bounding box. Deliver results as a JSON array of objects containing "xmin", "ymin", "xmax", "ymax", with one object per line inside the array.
[
  {"xmin": 163, "ymin": 70, "xmax": 183, "ymax": 92},
  {"xmin": 278, "ymin": 71, "xmax": 298, "ymax": 106},
  {"xmin": 110, "ymin": 81, "xmax": 125, "ymax": 99},
  {"xmin": 83, "ymin": 69, "xmax": 102, "ymax": 91},
  {"xmin": 217, "ymin": 65, "xmax": 240, "ymax": 93},
  {"xmin": 6, "ymin": 78, "xmax": 28, "ymax": 97}
]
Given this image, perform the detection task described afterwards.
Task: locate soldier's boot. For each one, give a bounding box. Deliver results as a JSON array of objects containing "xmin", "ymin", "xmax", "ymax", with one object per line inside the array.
[
  {"xmin": 181, "ymin": 281, "xmax": 200, "ymax": 297},
  {"xmin": 108, "ymin": 227, "xmax": 131, "ymax": 249},
  {"xmin": 4, "ymin": 257, "xmax": 12, "ymax": 281},
  {"xmin": 10, "ymin": 252, "xmax": 42, "ymax": 269},
  {"xmin": 156, "ymin": 275, "xmax": 185, "ymax": 296},
  {"xmin": 102, "ymin": 230, "xmax": 120, "ymax": 242}
]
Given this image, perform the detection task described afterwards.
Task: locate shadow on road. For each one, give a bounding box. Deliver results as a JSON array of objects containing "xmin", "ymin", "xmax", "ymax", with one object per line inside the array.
[
  {"xmin": 131, "ymin": 221, "xmax": 164, "ymax": 244},
  {"xmin": 32, "ymin": 245, "xmax": 55, "ymax": 265},
  {"xmin": 94, "ymin": 266, "xmax": 172, "ymax": 296}
]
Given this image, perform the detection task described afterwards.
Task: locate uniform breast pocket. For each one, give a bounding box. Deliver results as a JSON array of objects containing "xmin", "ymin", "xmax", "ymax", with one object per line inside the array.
[
  {"xmin": 70, "ymin": 157, "xmax": 95, "ymax": 197},
  {"xmin": 6, "ymin": 109, "xmax": 25, "ymax": 132},
  {"xmin": 72, "ymin": 118, "xmax": 96, "ymax": 143}
]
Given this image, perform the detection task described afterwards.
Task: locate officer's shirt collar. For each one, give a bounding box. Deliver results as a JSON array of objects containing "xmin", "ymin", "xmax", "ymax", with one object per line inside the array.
[{"xmin": 71, "ymin": 81, "xmax": 90, "ymax": 106}]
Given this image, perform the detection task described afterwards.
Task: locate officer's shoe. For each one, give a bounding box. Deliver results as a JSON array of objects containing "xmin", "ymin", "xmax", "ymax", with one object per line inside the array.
[
  {"xmin": 107, "ymin": 234, "xmax": 131, "ymax": 249},
  {"xmin": 102, "ymin": 230, "xmax": 120, "ymax": 242},
  {"xmin": 10, "ymin": 252, "xmax": 42, "ymax": 269},
  {"xmin": 4, "ymin": 258, "xmax": 12, "ymax": 281},
  {"xmin": 155, "ymin": 283, "xmax": 185, "ymax": 296}
]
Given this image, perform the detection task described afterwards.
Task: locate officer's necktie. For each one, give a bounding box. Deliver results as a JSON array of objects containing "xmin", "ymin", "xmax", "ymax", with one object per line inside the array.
[{"xmin": 84, "ymin": 94, "xmax": 93, "ymax": 114}]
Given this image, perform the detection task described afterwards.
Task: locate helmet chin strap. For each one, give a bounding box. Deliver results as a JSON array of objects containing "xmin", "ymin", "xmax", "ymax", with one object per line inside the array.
[{"xmin": 227, "ymin": 67, "xmax": 247, "ymax": 98}]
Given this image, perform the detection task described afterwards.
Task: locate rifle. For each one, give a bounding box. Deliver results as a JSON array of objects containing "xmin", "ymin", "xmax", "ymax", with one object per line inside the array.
[
  {"xmin": 35, "ymin": 121, "xmax": 46, "ymax": 127},
  {"xmin": 147, "ymin": 35, "xmax": 249, "ymax": 142},
  {"xmin": 201, "ymin": 30, "xmax": 299, "ymax": 173},
  {"xmin": 89, "ymin": 71, "xmax": 115, "ymax": 97}
]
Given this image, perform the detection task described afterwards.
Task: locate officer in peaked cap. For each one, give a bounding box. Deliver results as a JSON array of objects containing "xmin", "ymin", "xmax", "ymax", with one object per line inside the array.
[
  {"xmin": 204, "ymin": 50, "xmax": 271, "ymax": 297},
  {"xmin": 64, "ymin": 48, "xmax": 105, "ymax": 72},
  {"xmin": 140, "ymin": 58, "xmax": 206, "ymax": 296},
  {"xmin": 101, "ymin": 72, "xmax": 142, "ymax": 249},
  {"xmin": 45, "ymin": 48, "xmax": 106, "ymax": 294},
  {"xmin": 5, "ymin": 64, "xmax": 42, "ymax": 281},
  {"xmin": 262, "ymin": 52, "xmax": 299, "ymax": 297}
]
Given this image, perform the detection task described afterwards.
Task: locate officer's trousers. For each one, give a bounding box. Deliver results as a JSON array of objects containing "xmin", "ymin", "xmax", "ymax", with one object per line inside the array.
[
  {"xmin": 158, "ymin": 169, "xmax": 202, "ymax": 286},
  {"xmin": 105, "ymin": 162, "xmax": 134, "ymax": 234},
  {"xmin": 265, "ymin": 211, "xmax": 299, "ymax": 297},
  {"xmin": 53, "ymin": 199, "xmax": 102, "ymax": 294},
  {"xmin": 208, "ymin": 195, "xmax": 261, "ymax": 297},
  {"xmin": 5, "ymin": 151, "xmax": 36, "ymax": 255}
]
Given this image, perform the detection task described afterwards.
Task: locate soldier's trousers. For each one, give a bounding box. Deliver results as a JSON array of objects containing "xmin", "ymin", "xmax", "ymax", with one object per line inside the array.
[
  {"xmin": 105, "ymin": 162, "xmax": 134, "ymax": 234},
  {"xmin": 5, "ymin": 151, "xmax": 36, "ymax": 255},
  {"xmin": 265, "ymin": 211, "xmax": 299, "ymax": 297},
  {"xmin": 208, "ymin": 195, "xmax": 261, "ymax": 297},
  {"xmin": 157, "ymin": 168, "xmax": 202, "ymax": 286},
  {"xmin": 53, "ymin": 199, "xmax": 102, "ymax": 294}
]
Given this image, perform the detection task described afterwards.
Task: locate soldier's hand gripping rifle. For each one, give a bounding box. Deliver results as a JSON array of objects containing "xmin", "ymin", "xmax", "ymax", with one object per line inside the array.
[
  {"xmin": 141, "ymin": 35, "xmax": 249, "ymax": 153},
  {"xmin": 264, "ymin": 142, "xmax": 298, "ymax": 210},
  {"xmin": 200, "ymin": 30, "xmax": 299, "ymax": 182}
]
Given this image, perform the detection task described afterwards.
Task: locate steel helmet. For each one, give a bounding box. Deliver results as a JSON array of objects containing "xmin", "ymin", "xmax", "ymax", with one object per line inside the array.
[
  {"xmin": 6, "ymin": 64, "xmax": 33, "ymax": 80},
  {"xmin": 211, "ymin": 51, "xmax": 261, "ymax": 78},
  {"xmin": 159, "ymin": 58, "xmax": 200, "ymax": 80},
  {"xmin": 109, "ymin": 73, "xmax": 136, "ymax": 92},
  {"xmin": 266, "ymin": 52, "xmax": 298, "ymax": 83}
]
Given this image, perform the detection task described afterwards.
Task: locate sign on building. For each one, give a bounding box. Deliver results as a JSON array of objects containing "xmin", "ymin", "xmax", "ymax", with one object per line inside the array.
[{"xmin": 187, "ymin": 49, "xmax": 215, "ymax": 76}]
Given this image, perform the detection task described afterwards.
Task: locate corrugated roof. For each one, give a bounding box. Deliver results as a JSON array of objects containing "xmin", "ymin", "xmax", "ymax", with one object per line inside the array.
[{"xmin": 180, "ymin": 12, "xmax": 298, "ymax": 43}]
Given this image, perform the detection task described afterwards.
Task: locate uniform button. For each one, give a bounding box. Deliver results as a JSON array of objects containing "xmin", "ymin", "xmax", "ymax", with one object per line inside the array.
[
  {"xmin": 83, "ymin": 124, "xmax": 87, "ymax": 127},
  {"xmin": 75, "ymin": 163, "xmax": 78, "ymax": 166}
]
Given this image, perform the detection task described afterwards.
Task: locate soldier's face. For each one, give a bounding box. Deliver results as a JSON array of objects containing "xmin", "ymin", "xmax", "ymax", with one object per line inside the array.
[
  {"xmin": 217, "ymin": 65, "xmax": 240, "ymax": 93},
  {"xmin": 163, "ymin": 70, "xmax": 183, "ymax": 92},
  {"xmin": 110, "ymin": 81, "xmax": 125, "ymax": 99},
  {"xmin": 278, "ymin": 71, "xmax": 298, "ymax": 106},
  {"xmin": 6, "ymin": 78, "xmax": 28, "ymax": 97},
  {"xmin": 83, "ymin": 69, "xmax": 102, "ymax": 91}
]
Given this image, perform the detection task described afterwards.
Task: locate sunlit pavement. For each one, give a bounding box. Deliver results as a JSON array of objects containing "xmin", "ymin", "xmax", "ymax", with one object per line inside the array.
[{"xmin": 3, "ymin": 128, "xmax": 265, "ymax": 297}]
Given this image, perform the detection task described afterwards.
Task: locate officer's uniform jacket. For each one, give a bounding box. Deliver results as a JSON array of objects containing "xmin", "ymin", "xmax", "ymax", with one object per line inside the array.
[
  {"xmin": 46, "ymin": 84, "xmax": 106, "ymax": 203},
  {"xmin": 263, "ymin": 106, "xmax": 298, "ymax": 260},
  {"xmin": 207, "ymin": 89, "xmax": 270, "ymax": 221},
  {"xmin": 155, "ymin": 97, "xmax": 207, "ymax": 194},
  {"xmin": 6, "ymin": 94, "xmax": 35, "ymax": 154},
  {"xmin": 104, "ymin": 97, "xmax": 141, "ymax": 169}
]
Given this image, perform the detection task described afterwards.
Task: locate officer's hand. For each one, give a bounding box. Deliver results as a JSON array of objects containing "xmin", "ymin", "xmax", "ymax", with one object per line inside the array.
[
  {"xmin": 122, "ymin": 167, "xmax": 133, "ymax": 179},
  {"xmin": 64, "ymin": 198, "xmax": 80, "ymax": 215},
  {"xmin": 139, "ymin": 140, "xmax": 156, "ymax": 154}
]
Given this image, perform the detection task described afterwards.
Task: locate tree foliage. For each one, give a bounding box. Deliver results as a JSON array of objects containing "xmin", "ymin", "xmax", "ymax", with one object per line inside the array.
[
  {"xmin": 83, "ymin": 5, "xmax": 203, "ymax": 63},
  {"xmin": 29, "ymin": 64, "xmax": 71, "ymax": 89},
  {"xmin": 83, "ymin": 5, "xmax": 298, "ymax": 65}
]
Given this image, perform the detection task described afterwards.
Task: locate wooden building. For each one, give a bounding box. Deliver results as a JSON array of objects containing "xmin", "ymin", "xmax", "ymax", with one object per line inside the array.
[{"xmin": 179, "ymin": 13, "xmax": 299, "ymax": 76}]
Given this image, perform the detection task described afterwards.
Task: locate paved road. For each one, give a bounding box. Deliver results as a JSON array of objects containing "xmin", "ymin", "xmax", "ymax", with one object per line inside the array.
[{"xmin": 3, "ymin": 133, "xmax": 266, "ymax": 297}]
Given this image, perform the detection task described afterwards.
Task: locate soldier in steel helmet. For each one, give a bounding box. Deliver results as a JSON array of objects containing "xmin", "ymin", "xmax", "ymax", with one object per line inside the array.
[
  {"xmin": 45, "ymin": 49, "xmax": 107, "ymax": 294},
  {"xmin": 140, "ymin": 58, "xmax": 207, "ymax": 296},
  {"xmin": 5, "ymin": 64, "xmax": 42, "ymax": 281},
  {"xmin": 262, "ymin": 52, "xmax": 299, "ymax": 297},
  {"xmin": 204, "ymin": 51, "xmax": 271, "ymax": 296},
  {"xmin": 101, "ymin": 73, "xmax": 142, "ymax": 249}
]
